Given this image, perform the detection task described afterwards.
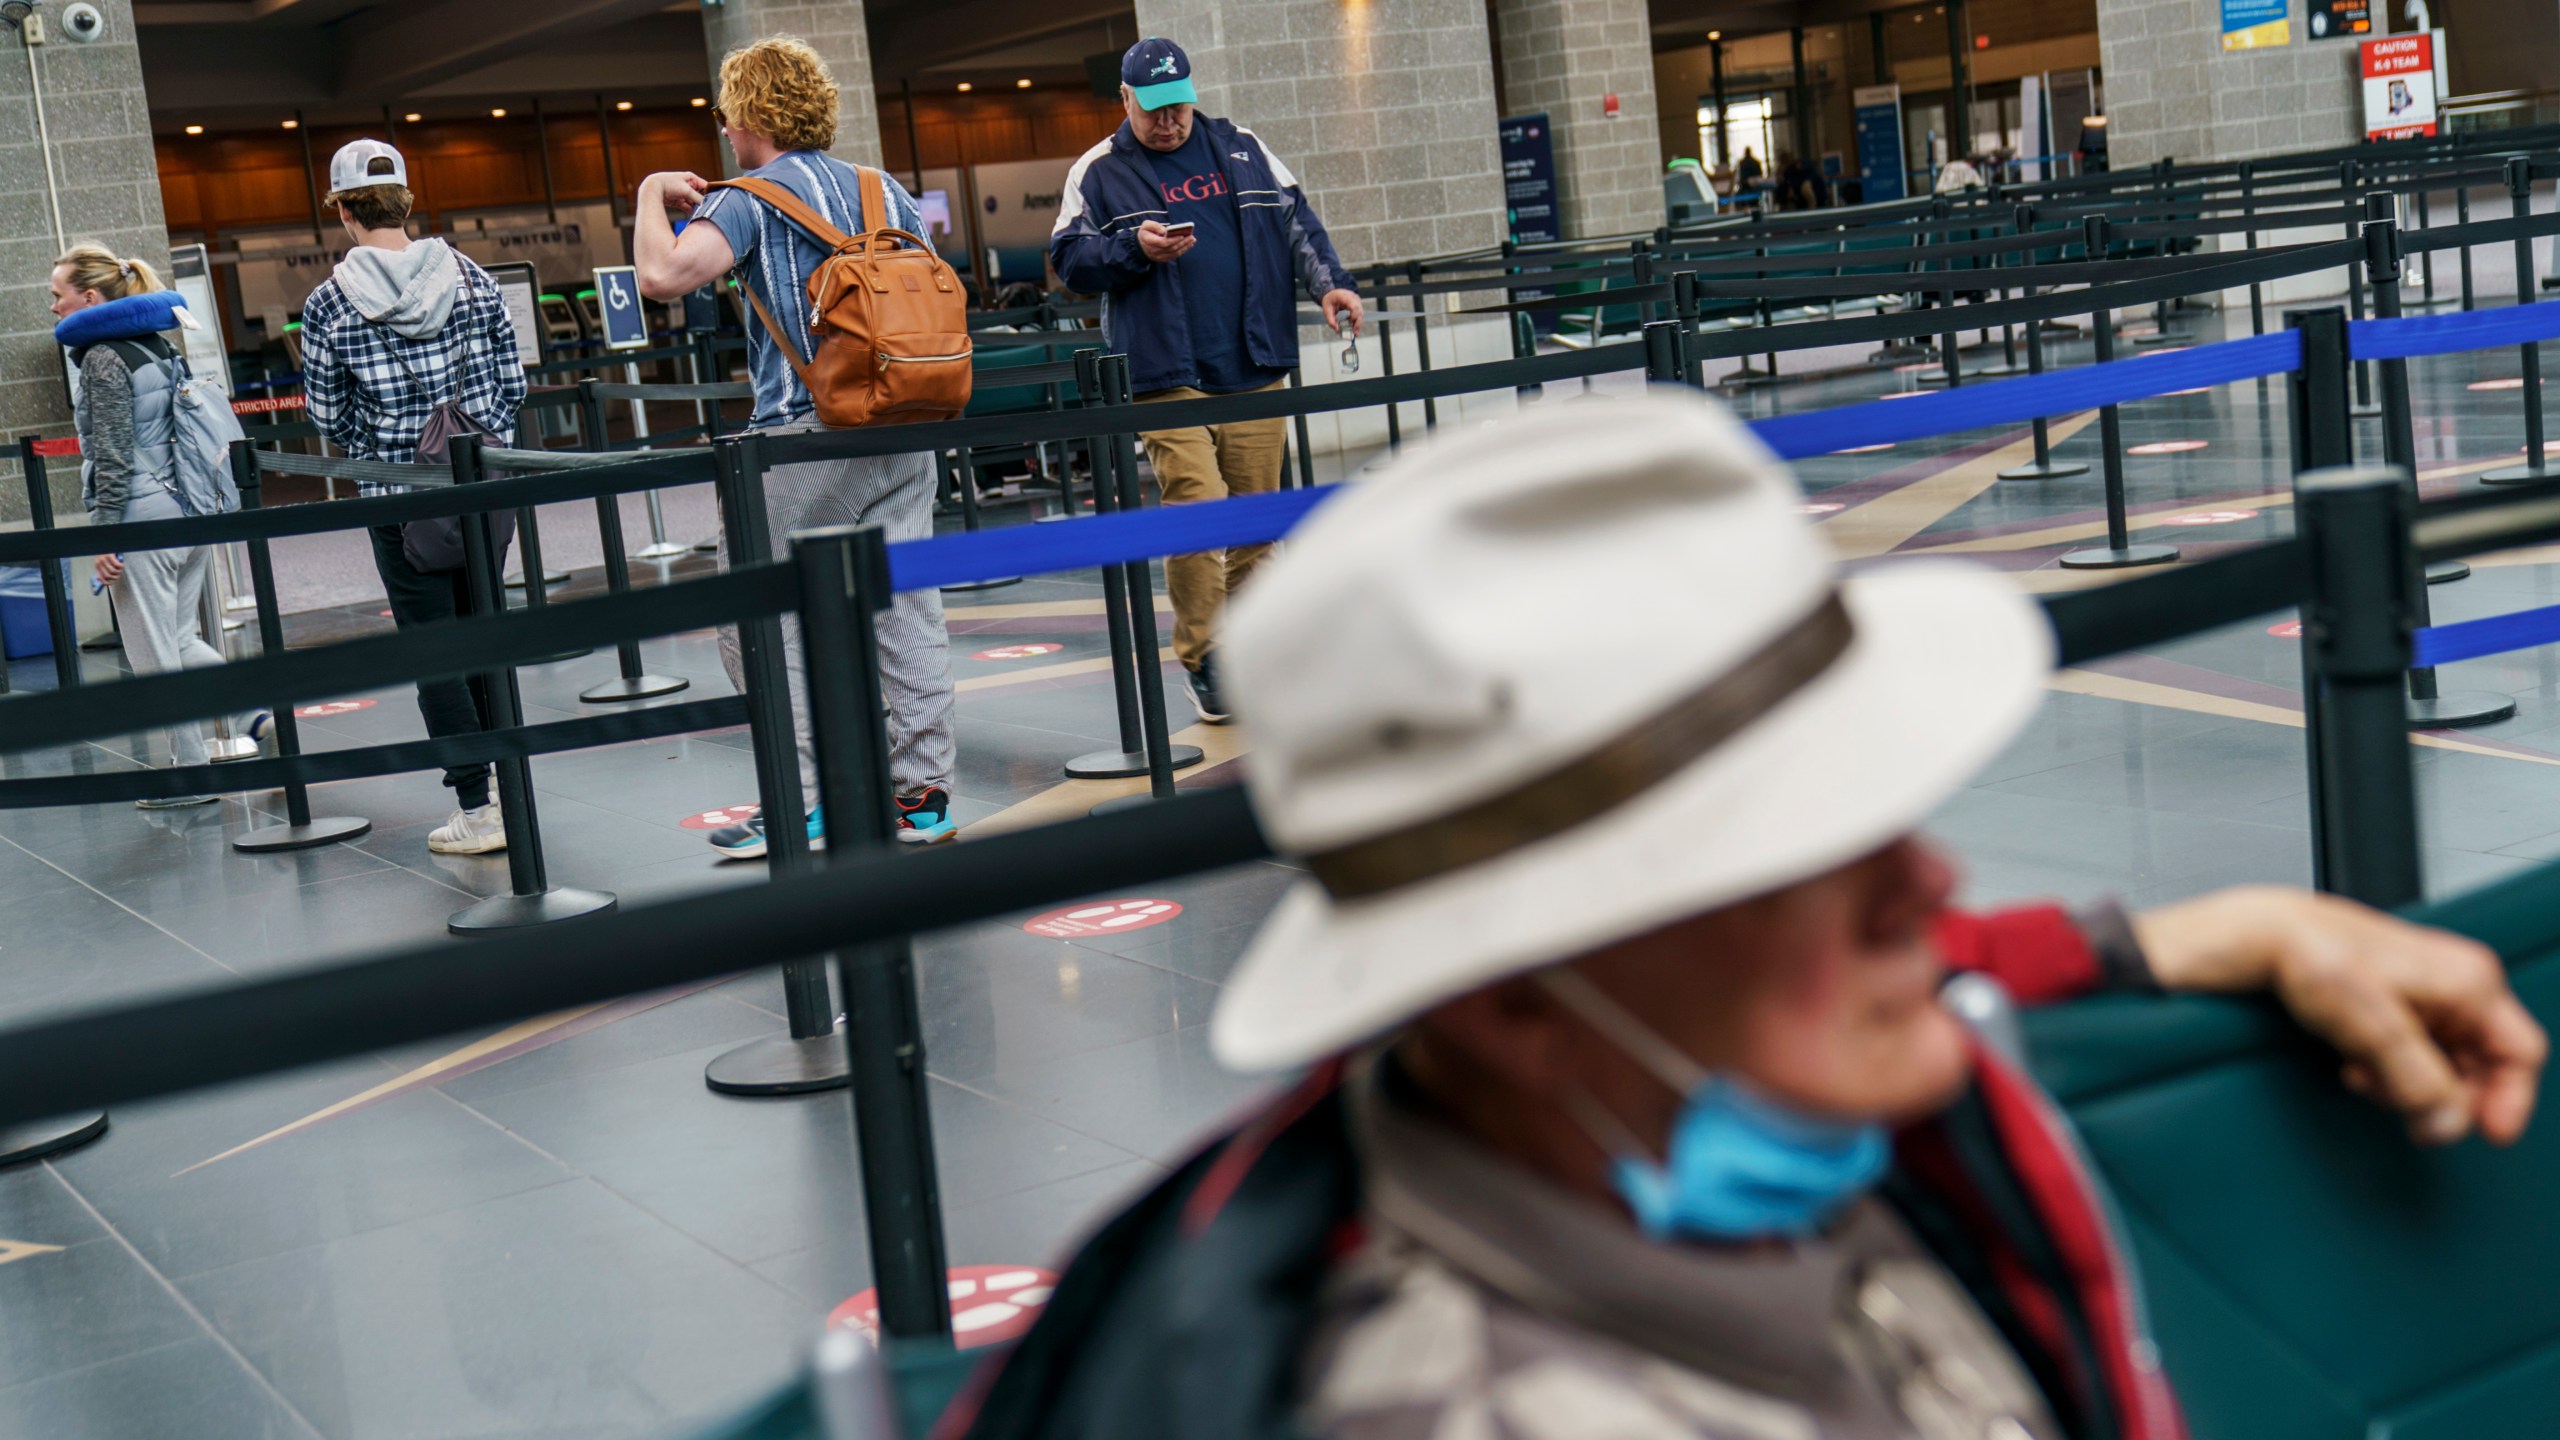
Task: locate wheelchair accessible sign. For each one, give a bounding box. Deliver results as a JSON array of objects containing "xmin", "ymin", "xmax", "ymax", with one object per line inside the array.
[{"xmin": 593, "ymin": 266, "xmax": 649, "ymax": 351}]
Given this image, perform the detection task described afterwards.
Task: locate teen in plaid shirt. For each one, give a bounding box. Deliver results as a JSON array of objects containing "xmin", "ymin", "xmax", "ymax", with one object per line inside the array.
[{"xmin": 299, "ymin": 138, "xmax": 527, "ymax": 856}]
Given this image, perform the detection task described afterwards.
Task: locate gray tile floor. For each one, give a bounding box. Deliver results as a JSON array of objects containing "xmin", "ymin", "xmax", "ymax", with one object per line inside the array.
[{"xmin": 11, "ymin": 293, "xmax": 2560, "ymax": 1438}]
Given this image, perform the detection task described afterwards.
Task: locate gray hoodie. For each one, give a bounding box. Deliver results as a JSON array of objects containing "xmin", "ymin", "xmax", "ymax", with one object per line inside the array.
[{"xmin": 331, "ymin": 238, "xmax": 461, "ymax": 339}]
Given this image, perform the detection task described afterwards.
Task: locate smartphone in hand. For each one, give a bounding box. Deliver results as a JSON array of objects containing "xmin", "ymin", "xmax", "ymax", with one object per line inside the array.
[{"xmin": 1162, "ymin": 221, "xmax": 1196, "ymax": 236}]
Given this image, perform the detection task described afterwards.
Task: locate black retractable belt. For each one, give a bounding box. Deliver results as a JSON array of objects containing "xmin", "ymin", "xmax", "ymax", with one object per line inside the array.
[
  {"xmin": 227, "ymin": 441, "xmax": 375, "ymax": 855},
  {"xmin": 445, "ymin": 434, "xmax": 620, "ymax": 934},
  {"xmin": 704, "ymin": 429, "xmax": 849, "ymax": 1097},
  {"xmin": 793, "ymin": 522, "xmax": 954, "ymax": 1344},
  {"xmin": 2060, "ymin": 215, "xmax": 2178, "ymax": 572}
]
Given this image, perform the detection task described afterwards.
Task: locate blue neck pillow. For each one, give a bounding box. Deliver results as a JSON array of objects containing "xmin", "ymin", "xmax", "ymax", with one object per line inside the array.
[{"xmin": 55, "ymin": 291, "xmax": 187, "ymax": 351}]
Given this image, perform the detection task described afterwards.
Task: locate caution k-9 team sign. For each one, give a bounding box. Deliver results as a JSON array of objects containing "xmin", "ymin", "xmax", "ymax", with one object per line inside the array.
[{"xmin": 2362, "ymin": 33, "xmax": 2438, "ymax": 141}]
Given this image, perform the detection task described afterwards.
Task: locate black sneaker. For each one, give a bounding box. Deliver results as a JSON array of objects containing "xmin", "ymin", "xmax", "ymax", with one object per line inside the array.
[{"xmin": 1185, "ymin": 652, "xmax": 1233, "ymax": 724}]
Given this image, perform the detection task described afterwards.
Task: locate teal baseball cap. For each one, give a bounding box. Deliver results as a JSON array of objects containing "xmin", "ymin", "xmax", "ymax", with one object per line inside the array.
[{"xmin": 1121, "ymin": 38, "xmax": 1197, "ymax": 110}]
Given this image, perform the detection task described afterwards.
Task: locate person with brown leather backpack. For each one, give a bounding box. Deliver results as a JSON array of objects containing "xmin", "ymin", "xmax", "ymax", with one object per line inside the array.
[{"xmin": 634, "ymin": 36, "xmax": 961, "ymax": 860}]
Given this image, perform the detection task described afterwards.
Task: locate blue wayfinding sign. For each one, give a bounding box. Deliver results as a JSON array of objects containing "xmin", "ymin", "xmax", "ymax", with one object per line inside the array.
[
  {"xmin": 1854, "ymin": 85, "xmax": 1906, "ymax": 204},
  {"xmin": 593, "ymin": 265, "xmax": 648, "ymax": 351},
  {"xmin": 1498, "ymin": 113, "xmax": 1559, "ymax": 247}
]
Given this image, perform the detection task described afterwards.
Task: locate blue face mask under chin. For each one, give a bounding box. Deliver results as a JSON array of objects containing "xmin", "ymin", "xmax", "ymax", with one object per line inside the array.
[{"xmin": 1539, "ymin": 969, "xmax": 1892, "ymax": 1242}]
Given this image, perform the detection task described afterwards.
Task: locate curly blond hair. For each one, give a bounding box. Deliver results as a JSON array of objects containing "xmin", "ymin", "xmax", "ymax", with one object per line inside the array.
[{"xmin": 717, "ymin": 37, "xmax": 838, "ymax": 152}]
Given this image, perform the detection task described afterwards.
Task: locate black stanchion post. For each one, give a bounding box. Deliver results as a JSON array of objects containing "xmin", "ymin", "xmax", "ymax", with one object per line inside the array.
[
  {"xmin": 504, "ymin": 477, "xmax": 588, "ymax": 665},
  {"xmin": 1090, "ymin": 353, "xmax": 1199, "ymax": 815},
  {"xmin": 228, "ymin": 444, "xmax": 373, "ymax": 852},
  {"xmin": 577, "ymin": 460, "xmax": 691, "ymax": 702},
  {"xmin": 1376, "ymin": 288, "xmax": 1402, "ymax": 450},
  {"xmin": 1063, "ymin": 349, "xmax": 1160, "ymax": 781},
  {"xmin": 1672, "ymin": 270, "xmax": 1706, "ymax": 388},
  {"xmin": 444, "ymin": 435, "xmax": 619, "ymax": 933},
  {"xmin": 2062, "ymin": 216, "xmax": 2178, "ymax": 570},
  {"xmin": 2415, "ymin": 185, "xmax": 2438, "ymax": 308},
  {"xmin": 1407, "ymin": 260, "xmax": 1438, "ymax": 431},
  {"xmin": 1631, "ymin": 238, "xmax": 1657, "ymax": 328},
  {"xmin": 2360, "ymin": 203, "xmax": 2511, "ymax": 727},
  {"xmin": 2344, "ymin": 161, "xmax": 2379, "ymax": 415},
  {"xmin": 1642, "ymin": 320, "xmax": 1682, "ymax": 383},
  {"xmin": 16, "ymin": 437, "xmax": 82, "ymax": 691},
  {"xmin": 2288, "ymin": 308, "xmax": 2350, "ymax": 892},
  {"xmin": 1999, "ymin": 207, "xmax": 2089, "ymax": 482},
  {"xmin": 937, "ymin": 447, "xmax": 1019, "ymax": 594},
  {"xmin": 2458, "ymin": 180, "xmax": 2476, "ymax": 312},
  {"xmin": 703, "ymin": 430, "xmax": 850, "ymax": 1094},
  {"xmin": 791, "ymin": 523, "xmax": 952, "ymax": 1344},
  {"xmin": 2295, "ymin": 467, "xmax": 2425, "ymax": 908},
  {"xmin": 1287, "ymin": 367, "xmax": 1320, "ymax": 487},
  {"xmin": 2482, "ymin": 156, "xmax": 2551, "ymax": 486},
  {"xmin": 2242, "ymin": 161, "xmax": 2267, "ymax": 337}
]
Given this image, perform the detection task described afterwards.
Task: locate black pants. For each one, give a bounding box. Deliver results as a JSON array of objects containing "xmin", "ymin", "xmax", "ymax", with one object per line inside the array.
[{"xmin": 368, "ymin": 525, "xmax": 494, "ymax": 810}]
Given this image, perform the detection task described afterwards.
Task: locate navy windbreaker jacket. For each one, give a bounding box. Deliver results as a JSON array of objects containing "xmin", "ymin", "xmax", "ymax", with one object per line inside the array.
[{"xmin": 1048, "ymin": 115, "xmax": 1357, "ymax": 396}]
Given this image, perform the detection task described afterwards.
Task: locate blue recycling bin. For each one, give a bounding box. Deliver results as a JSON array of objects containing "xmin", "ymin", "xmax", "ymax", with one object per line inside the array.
[{"xmin": 0, "ymin": 562, "xmax": 67, "ymax": 660}]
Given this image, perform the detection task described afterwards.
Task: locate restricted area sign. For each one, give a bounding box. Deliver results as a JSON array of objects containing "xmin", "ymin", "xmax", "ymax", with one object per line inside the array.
[
  {"xmin": 294, "ymin": 699, "xmax": 378, "ymax": 718},
  {"xmin": 831, "ymin": 1265, "xmax": 1059, "ymax": 1348},
  {"xmin": 2362, "ymin": 34, "xmax": 2437, "ymax": 141},
  {"xmin": 971, "ymin": 643, "xmax": 1066, "ymax": 661},
  {"xmin": 680, "ymin": 803, "xmax": 761, "ymax": 831},
  {"xmin": 1023, "ymin": 899, "xmax": 1182, "ymax": 938}
]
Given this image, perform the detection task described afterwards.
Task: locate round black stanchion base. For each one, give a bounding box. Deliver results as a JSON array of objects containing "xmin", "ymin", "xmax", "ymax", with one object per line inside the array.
[
  {"xmin": 233, "ymin": 814, "xmax": 372, "ymax": 854},
  {"xmin": 0, "ymin": 1111, "xmax": 107, "ymax": 1168},
  {"xmin": 505, "ymin": 569, "xmax": 572, "ymax": 590},
  {"xmin": 1719, "ymin": 366, "xmax": 1781, "ymax": 388},
  {"xmin": 1963, "ymin": 363, "xmax": 2029, "ymax": 379},
  {"xmin": 2408, "ymin": 690, "xmax": 2518, "ymax": 729},
  {"xmin": 1998, "ymin": 460, "xmax": 2091, "ymax": 482},
  {"xmin": 1064, "ymin": 745, "xmax": 1204, "ymax": 780},
  {"xmin": 527, "ymin": 649, "xmax": 595, "ymax": 665},
  {"xmin": 579, "ymin": 673, "xmax": 692, "ymax": 703},
  {"xmin": 447, "ymin": 886, "xmax": 618, "ymax": 935},
  {"xmin": 2480, "ymin": 462, "xmax": 2558, "ymax": 487},
  {"xmin": 2128, "ymin": 332, "xmax": 2192, "ymax": 348},
  {"xmin": 2059, "ymin": 543, "xmax": 2181, "ymax": 570},
  {"xmin": 704, "ymin": 1029, "xmax": 852, "ymax": 1097},
  {"xmin": 2427, "ymin": 560, "xmax": 2471, "ymax": 584},
  {"xmin": 940, "ymin": 576, "xmax": 1024, "ymax": 593},
  {"xmin": 2350, "ymin": 400, "xmax": 2384, "ymax": 419},
  {"xmin": 1091, "ymin": 791, "xmax": 1175, "ymax": 817}
]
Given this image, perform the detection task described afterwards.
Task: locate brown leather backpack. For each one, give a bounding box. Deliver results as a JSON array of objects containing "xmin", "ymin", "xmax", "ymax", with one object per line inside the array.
[{"xmin": 707, "ymin": 168, "xmax": 973, "ymax": 428}]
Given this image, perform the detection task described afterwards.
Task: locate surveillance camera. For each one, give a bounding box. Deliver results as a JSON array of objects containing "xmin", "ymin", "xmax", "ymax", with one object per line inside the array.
[{"xmin": 61, "ymin": 3, "xmax": 105, "ymax": 42}]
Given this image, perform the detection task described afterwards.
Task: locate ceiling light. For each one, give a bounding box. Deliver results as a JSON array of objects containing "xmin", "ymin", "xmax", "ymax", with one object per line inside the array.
[
  {"xmin": 404, "ymin": 112, "xmax": 421, "ymax": 122},
  {"xmin": 1707, "ymin": 29, "xmax": 1721, "ymax": 39},
  {"xmin": 184, "ymin": 124, "xmax": 204, "ymax": 135},
  {"xmin": 690, "ymin": 97, "xmax": 708, "ymax": 107},
  {"xmin": 490, "ymin": 107, "xmax": 507, "ymax": 118},
  {"xmin": 1017, "ymin": 78, "xmax": 1032, "ymax": 88},
  {"xmin": 615, "ymin": 100, "xmax": 633, "ymax": 111},
  {"xmin": 281, "ymin": 118, "xmax": 298, "ymax": 129},
  {"xmin": 956, "ymin": 81, "xmax": 973, "ymax": 92}
]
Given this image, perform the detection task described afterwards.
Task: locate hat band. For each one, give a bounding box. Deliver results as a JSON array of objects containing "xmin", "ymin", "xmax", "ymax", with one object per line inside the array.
[{"xmin": 1305, "ymin": 590, "xmax": 1855, "ymax": 903}]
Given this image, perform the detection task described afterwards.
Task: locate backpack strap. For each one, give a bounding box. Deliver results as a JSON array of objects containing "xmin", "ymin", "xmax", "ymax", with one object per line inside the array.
[
  {"xmin": 710, "ymin": 176, "xmax": 858, "ymax": 251},
  {"xmin": 856, "ymin": 164, "xmax": 891, "ymax": 243},
  {"xmin": 735, "ymin": 282, "xmax": 825, "ymax": 399}
]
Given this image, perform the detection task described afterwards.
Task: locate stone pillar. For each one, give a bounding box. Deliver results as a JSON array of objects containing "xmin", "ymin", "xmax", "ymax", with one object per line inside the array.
[
  {"xmin": 1, "ymin": 0, "xmax": 170, "ymax": 522},
  {"xmin": 2095, "ymin": 0, "xmax": 2359, "ymax": 168},
  {"xmin": 1129, "ymin": 0, "xmax": 1507, "ymax": 267},
  {"xmin": 701, "ymin": 0, "xmax": 886, "ymax": 169},
  {"xmin": 1491, "ymin": 0, "xmax": 1662, "ymax": 240}
]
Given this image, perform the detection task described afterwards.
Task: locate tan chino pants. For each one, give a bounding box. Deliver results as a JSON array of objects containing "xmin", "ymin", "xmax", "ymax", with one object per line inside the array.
[{"xmin": 1136, "ymin": 380, "xmax": 1288, "ymax": 670}]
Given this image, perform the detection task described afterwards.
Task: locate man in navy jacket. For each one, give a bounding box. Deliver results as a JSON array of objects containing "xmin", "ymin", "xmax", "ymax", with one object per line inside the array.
[{"xmin": 1050, "ymin": 38, "xmax": 1363, "ymax": 723}]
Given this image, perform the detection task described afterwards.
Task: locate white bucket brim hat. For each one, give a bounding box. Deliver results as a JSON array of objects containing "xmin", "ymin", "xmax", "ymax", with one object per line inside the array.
[{"xmin": 1209, "ymin": 390, "xmax": 2055, "ymax": 1075}]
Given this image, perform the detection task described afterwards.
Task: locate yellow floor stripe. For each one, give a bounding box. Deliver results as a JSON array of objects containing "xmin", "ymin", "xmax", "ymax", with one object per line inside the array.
[
  {"xmin": 174, "ymin": 1006, "xmax": 608, "ymax": 1176},
  {"xmin": 964, "ymin": 722, "xmax": 1254, "ymax": 840},
  {"xmin": 2051, "ymin": 668, "xmax": 2560, "ymax": 766},
  {"xmin": 1820, "ymin": 412, "xmax": 2100, "ymax": 559},
  {"xmin": 0, "ymin": 1240, "xmax": 64, "ymax": 1268}
]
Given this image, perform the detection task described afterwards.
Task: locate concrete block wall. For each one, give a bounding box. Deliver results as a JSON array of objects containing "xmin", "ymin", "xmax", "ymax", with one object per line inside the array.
[
  {"xmin": 1493, "ymin": 0, "xmax": 1662, "ymax": 239},
  {"xmin": 701, "ymin": 0, "xmax": 888, "ymax": 172},
  {"xmin": 1132, "ymin": 0, "xmax": 1508, "ymax": 267},
  {"xmin": 1, "ymin": 1, "xmax": 170, "ymax": 523},
  {"xmin": 2095, "ymin": 0, "xmax": 2359, "ymax": 168}
]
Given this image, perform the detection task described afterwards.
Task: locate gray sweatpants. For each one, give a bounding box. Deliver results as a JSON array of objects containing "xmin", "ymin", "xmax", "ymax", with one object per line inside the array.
[
  {"xmin": 108, "ymin": 487, "xmax": 224, "ymax": 769},
  {"xmin": 717, "ymin": 441, "xmax": 956, "ymax": 806}
]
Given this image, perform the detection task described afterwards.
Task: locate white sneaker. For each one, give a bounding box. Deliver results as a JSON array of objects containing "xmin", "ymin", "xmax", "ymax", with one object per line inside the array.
[{"xmin": 428, "ymin": 803, "xmax": 507, "ymax": 854}]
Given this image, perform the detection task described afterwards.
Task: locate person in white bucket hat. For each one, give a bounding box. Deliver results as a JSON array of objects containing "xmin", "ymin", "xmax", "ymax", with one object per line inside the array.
[{"xmin": 951, "ymin": 392, "xmax": 2544, "ymax": 1440}]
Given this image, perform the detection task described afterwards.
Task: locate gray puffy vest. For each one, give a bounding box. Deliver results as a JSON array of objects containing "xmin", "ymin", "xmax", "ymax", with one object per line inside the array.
[{"xmin": 75, "ymin": 337, "xmax": 179, "ymax": 516}]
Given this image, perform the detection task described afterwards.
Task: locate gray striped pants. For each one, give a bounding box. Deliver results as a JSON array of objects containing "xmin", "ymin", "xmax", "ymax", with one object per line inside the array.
[{"xmin": 717, "ymin": 441, "xmax": 957, "ymax": 805}]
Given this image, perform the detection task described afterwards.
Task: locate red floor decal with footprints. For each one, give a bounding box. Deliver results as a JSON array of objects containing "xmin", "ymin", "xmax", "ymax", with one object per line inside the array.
[{"xmin": 832, "ymin": 1265, "xmax": 1060, "ymax": 1348}]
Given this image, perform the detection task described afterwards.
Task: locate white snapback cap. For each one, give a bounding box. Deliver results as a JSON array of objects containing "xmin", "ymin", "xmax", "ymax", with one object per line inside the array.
[{"xmin": 327, "ymin": 138, "xmax": 407, "ymax": 195}]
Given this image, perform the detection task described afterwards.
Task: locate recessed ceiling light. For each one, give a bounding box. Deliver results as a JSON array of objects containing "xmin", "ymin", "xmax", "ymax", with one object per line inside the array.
[
  {"xmin": 490, "ymin": 107, "xmax": 507, "ymax": 118},
  {"xmin": 1017, "ymin": 78, "xmax": 1032, "ymax": 88},
  {"xmin": 281, "ymin": 118, "xmax": 298, "ymax": 129},
  {"xmin": 957, "ymin": 81, "xmax": 973, "ymax": 92},
  {"xmin": 184, "ymin": 124, "xmax": 204, "ymax": 135},
  {"xmin": 615, "ymin": 100, "xmax": 633, "ymax": 111},
  {"xmin": 1707, "ymin": 29, "xmax": 1721, "ymax": 39},
  {"xmin": 690, "ymin": 97, "xmax": 708, "ymax": 107}
]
